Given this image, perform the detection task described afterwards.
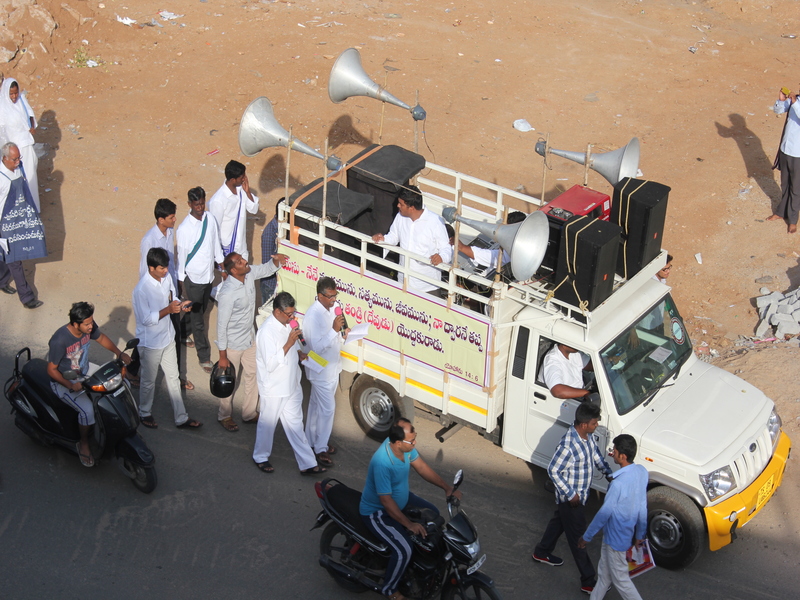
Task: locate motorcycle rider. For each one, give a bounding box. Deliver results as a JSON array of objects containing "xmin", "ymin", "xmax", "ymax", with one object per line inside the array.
[
  {"xmin": 359, "ymin": 418, "xmax": 461, "ymax": 600},
  {"xmin": 47, "ymin": 302, "xmax": 132, "ymax": 467}
]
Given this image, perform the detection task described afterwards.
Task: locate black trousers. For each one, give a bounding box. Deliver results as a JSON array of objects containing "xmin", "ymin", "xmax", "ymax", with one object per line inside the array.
[
  {"xmin": 183, "ymin": 277, "xmax": 213, "ymax": 363},
  {"xmin": 776, "ymin": 150, "xmax": 800, "ymax": 225},
  {"xmin": 0, "ymin": 260, "xmax": 35, "ymax": 304},
  {"xmin": 535, "ymin": 501, "xmax": 596, "ymax": 587}
]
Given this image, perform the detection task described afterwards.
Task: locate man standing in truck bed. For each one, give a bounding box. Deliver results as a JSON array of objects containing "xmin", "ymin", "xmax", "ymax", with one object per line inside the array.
[{"xmin": 533, "ymin": 401, "xmax": 613, "ymax": 595}]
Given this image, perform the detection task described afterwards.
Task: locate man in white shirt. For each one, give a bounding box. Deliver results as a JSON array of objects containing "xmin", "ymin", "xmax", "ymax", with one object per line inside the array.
[
  {"xmin": 372, "ymin": 185, "xmax": 452, "ymax": 296},
  {"xmin": 769, "ymin": 86, "xmax": 800, "ymax": 233},
  {"xmin": 215, "ymin": 250, "xmax": 287, "ymax": 432},
  {"xmin": 252, "ymin": 292, "xmax": 325, "ymax": 475},
  {"xmin": 139, "ymin": 198, "xmax": 193, "ymax": 390},
  {"xmin": 0, "ymin": 142, "xmax": 44, "ymax": 308},
  {"xmin": 542, "ymin": 343, "xmax": 592, "ymax": 399},
  {"xmin": 132, "ymin": 247, "xmax": 202, "ymax": 429},
  {"xmin": 303, "ymin": 277, "xmax": 349, "ymax": 466},
  {"xmin": 176, "ymin": 187, "xmax": 224, "ymax": 373},
  {"xmin": 207, "ymin": 160, "xmax": 259, "ymax": 260}
]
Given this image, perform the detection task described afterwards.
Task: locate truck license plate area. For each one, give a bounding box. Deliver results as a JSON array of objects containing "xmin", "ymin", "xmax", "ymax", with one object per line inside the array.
[{"xmin": 756, "ymin": 475, "xmax": 774, "ymax": 510}]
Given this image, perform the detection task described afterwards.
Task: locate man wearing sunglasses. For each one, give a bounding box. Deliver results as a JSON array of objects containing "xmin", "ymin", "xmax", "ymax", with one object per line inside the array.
[{"xmin": 360, "ymin": 418, "xmax": 461, "ymax": 600}]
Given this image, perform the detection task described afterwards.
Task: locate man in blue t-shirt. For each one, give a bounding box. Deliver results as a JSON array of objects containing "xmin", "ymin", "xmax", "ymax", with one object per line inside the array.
[{"xmin": 360, "ymin": 418, "xmax": 461, "ymax": 600}]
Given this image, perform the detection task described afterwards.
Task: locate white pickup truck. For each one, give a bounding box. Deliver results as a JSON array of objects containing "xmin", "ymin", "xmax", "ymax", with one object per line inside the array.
[{"xmin": 276, "ymin": 156, "xmax": 791, "ymax": 569}]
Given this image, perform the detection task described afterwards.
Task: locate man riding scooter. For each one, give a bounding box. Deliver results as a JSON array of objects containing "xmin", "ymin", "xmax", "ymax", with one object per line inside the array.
[
  {"xmin": 47, "ymin": 302, "xmax": 132, "ymax": 467},
  {"xmin": 359, "ymin": 418, "xmax": 462, "ymax": 600}
]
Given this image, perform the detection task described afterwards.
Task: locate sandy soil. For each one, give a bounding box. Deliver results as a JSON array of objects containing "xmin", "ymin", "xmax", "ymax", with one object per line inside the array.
[{"xmin": 1, "ymin": 0, "xmax": 799, "ymax": 431}]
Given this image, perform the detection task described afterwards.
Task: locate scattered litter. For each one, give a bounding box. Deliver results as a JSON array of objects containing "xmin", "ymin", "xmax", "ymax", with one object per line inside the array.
[
  {"xmin": 636, "ymin": 169, "xmax": 644, "ymax": 177},
  {"xmin": 782, "ymin": 34, "xmax": 797, "ymax": 39},
  {"xmin": 113, "ymin": 186, "xmax": 119, "ymax": 192},
  {"xmin": 297, "ymin": 23, "xmax": 306, "ymax": 28},
  {"xmin": 694, "ymin": 253, "xmax": 703, "ymax": 264},
  {"xmin": 689, "ymin": 46, "xmax": 698, "ymax": 53},
  {"xmin": 159, "ymin": 11, "xmax": 184, "ymax": 20},
  {"xmin": 385, "ymin": 13, "xmax": 401, "ymax": 18},
  {"xmin": 316, "ymin": 21, "xmax": 343, "ymax": 27},
  {"xmin": 45, "ymin": 188, "xmax": 51, "ymax": 192},
  {"xmin": 86, "ymin": 60, "xmax": 99, "ymax": 68},
  {"xmin": 98, "ymin": 3, "xmax": 105, "ymax": 7},
  {"xmin": 495, "ymin": 59, "xmax": 502, "ymax": 63},
  {"xmin": 207, "ymin": 149, "xmax": 219, "ymax": 156},
  {"xmin": 116, "ymin": 15, "xmax": 137, "ymax": 26},
  {"xmin": 513, "ymin": 119, "xmax": 534, "ymax": 132},
  {"xmin": 716, "ymin": 42, "xmax": 724, "ymax": 46}
]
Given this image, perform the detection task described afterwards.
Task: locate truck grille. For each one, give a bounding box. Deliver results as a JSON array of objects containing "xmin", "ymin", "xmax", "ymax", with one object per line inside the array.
[{"xmin": 731, "ymin": 428, "xmax": 771, "ymax": 487}]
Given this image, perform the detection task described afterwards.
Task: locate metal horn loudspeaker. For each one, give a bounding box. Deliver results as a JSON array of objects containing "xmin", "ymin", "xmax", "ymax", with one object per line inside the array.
[
  {"xmin": 238, "ymin": 96, "xmax": 342, "ymax": 171},
  {"xmin": 535, "ymin": 137, "xmax": 640, "ymax": 186},
  {"xmin": 442, "ymin": 207, "xmax": 550, "ymax": 281},
  {"xmin": 328, "ymin": 48, "xmax": 426, "ymax": 121}
]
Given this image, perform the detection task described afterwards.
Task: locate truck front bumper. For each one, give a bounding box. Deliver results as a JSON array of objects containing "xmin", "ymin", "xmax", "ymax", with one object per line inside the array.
[{"xmin": 704, "ymin": 430, "xmax": 791, "ymax": 551}]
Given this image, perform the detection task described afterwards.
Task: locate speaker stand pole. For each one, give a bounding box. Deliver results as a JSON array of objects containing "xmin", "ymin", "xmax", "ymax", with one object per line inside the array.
[
  {"xmin": 320, "ymin": 138, "xmax": 329, "ymax": 260},
  {"xmin": 378, "ymin": 71, "xmax": 389, "ymax": 145},
  {"xmin": 583, "ymin": 143, "xmax": 592, "ymax": 187},
  {"xmin": 540, "ymin": 132, "xmax": 550, "ymax": 204},
  {"xmin": 286, "ymin": 125, "xmax": 293, "ymax": 235}
]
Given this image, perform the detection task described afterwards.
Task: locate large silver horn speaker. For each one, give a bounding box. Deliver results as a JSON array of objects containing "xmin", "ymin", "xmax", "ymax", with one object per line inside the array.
[
  {"xmin": 328, "ymin": 48, "xmax": 426, "ymax": 121},
  {"xmin": 535, "ymin": 137, "xmax": 640, "ymax": 186},
  {"xmin": 442, "ymin": 208, "xmax": 550, "ymax": 281},
  {"xmin": 239, "ymin": 96, "xmax": 342, "ymax": 171}
]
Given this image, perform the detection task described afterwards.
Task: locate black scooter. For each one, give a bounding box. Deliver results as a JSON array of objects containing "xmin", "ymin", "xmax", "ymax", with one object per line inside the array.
[
  {"xmin": 3, "ymin": 339, "xmax": 157, "ymax": 493},
  {"xmin": 312, "ymin": 470, "xmax": 502, "ymax": 600}
]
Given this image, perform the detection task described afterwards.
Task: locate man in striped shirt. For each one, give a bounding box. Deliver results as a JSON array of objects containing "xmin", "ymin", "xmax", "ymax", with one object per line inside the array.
[{"xmin": 533, "ymin": 401, "xmax": 613, "ymax": 595}]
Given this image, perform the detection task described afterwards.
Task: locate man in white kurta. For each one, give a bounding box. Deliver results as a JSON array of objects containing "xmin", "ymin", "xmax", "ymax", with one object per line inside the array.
[
  {"xmin": 207, "ymin": 160, "xmax": 259, "ymax": 260},
  {"xmin": 372, "ymin": 185, "xmax": 452, "ymax": 294},
  {"xmin": 252, "ymin": 292, "xmax": 322, "ymax": 474},
  {"xmin": 303, "ymin": 277, "xmax": 349, "ymax": 466}
]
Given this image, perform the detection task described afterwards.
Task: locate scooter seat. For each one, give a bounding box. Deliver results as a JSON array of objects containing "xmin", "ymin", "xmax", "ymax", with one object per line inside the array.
[{"xmin": 21, "ymin": 359, "xmax": 57, "ymax": 405}]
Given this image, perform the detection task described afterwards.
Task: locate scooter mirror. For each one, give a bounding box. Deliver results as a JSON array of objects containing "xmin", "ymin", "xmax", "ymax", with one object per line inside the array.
[
  {"xmin": 62, "ymin": 370, "xmax": 79, "ymax": 381},
  {"xmin": 125, "ymin": 338, "xmax": 140, "ymax": 350},
  {"xmin": 452, "ymin": 469, "xmax": 463, "ymax": 489}
]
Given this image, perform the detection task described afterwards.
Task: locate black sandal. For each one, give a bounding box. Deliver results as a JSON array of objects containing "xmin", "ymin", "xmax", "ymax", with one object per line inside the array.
[
  {"xmin": 140, "ymin": 416, "xmax": 158, "ymax": 429},
  {"xmin": 300, "ymin": 466, "xmax": 327, "ymax": 476},
  {"xmin": 176, "ymin": 418, "xmax": 203, "ymax": 429},
  {"xmin": 256, "ymin": 460, "xmax": 274, "ymax": 473}
]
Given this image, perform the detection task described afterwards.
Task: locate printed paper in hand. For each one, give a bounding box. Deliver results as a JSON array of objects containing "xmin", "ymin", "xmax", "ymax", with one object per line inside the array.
[
  {"xmin": 302, "ymin": 351, "xmax": 328, "ymax": 374},
  {"xmin": 344, "ymin": 322, "xmax": 370, "ymax": 345},
  {"xmin": 626, "ymin": 539, "xmax": 656, "ymax": 579}
]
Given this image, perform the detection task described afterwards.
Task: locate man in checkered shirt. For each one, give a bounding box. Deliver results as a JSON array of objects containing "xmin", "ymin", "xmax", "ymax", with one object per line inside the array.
[{"xmin": 532, "ymin": 401, "xmax": 613, "ymax": 595}]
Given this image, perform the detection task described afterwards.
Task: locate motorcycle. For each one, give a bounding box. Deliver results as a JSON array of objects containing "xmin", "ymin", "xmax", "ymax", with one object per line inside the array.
[
  {"xmin": 312, "ymin": 470, "xmax": 502, "ymax": 600},
  {"xmin": 3, "ymin": 339, "xmax": 158, "ymax": 493}
]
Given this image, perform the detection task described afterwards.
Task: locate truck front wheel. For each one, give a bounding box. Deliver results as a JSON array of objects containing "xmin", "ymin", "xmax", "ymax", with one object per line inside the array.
[
  {"xmin": 647, "ymin": 486, "xmax": 705, "ymax": 569},
  {"xmin": 350, "ymin": 375, "xmax": 403, "ymax": 441}
]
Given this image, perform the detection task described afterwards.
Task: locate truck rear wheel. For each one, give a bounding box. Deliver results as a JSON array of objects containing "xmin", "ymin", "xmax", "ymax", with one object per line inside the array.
[
  {"xmin": 350, "ymin": 375, "xmax": 403, "ymax": 441},
  {"xmin": 647, "ymin": 486, "xmax": 704, "ymax": 569}
]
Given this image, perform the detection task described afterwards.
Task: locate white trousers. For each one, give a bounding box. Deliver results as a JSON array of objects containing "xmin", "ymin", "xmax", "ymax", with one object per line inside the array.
[
  {"xmin": 138, "ymin": 343, "xmax": 189, "ymax": 426},
  {"xmin": 305, "ymin": 377, "xmax": 337, "ymax": 453},
  {"xmin": 590, "ymin": 544, "xmax": 643, "ymax": 600},
  {"xmin": 252, "ymin": 386, "xmax": 317, "ymax": 470}
]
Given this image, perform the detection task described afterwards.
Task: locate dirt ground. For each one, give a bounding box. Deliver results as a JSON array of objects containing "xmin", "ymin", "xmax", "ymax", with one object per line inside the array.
[{"xmin": 2, "ymin": 0, "xmax": 800, "ymax": 433}]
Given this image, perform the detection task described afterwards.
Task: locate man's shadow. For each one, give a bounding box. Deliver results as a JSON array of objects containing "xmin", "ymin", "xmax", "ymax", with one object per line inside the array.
[{"xmin": 715, "ymin": 113, "xmax": 782, "ymax": 212}]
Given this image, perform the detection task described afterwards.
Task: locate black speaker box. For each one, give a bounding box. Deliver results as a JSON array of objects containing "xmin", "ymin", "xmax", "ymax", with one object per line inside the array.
[
  {"xmin": 345, "ymin": 144, "xmax": 426, "ymax": 236},
  {"xmin": 288, "ymin": 178, "xmax": 374, "ymax": 264},
  {"xmin": 553, "ymin": 215, "xmax": 622, "ymax": 312},
  {"xmin": 611, "ymin": 178, "xmax": 670, "ymax": 278}
]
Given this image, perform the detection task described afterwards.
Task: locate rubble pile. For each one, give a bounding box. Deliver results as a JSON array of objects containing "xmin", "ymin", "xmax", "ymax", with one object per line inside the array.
[{"xmin": 755, "ymin": 286, "xmax": 800, "ymax": 338}]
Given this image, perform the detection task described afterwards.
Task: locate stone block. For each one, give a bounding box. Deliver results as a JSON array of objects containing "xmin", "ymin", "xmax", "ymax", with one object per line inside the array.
[
  {"xmin": 756, "ymin": 292, "xmax": 783, "ymax": 308},
  {"xmin": 776, "ymin": 320, "xmax": 800, "ymax": 337}
]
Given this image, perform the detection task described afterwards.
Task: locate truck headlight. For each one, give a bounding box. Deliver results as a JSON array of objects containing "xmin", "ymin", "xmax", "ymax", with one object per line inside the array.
[
  {"xmin": 700, "ymin": 466, "xmax": 737, "ymax": 501},
  {"xmin": 768, "ymin": 408, "xmax": 782, "ymax": 449}
]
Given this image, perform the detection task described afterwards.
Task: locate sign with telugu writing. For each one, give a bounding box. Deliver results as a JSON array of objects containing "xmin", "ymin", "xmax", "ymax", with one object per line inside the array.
[
  {"xmin": 279, "ymin": 242, "xmax": 492, "ymax": 387},
  {"xmin": 0, "ymin": 174, "xmax": 47, "ymax": 263}
]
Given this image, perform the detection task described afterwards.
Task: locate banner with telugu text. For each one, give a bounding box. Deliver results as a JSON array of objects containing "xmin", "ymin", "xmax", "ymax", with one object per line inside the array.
[{"xmin": 278, "ymin": 242, "xmax": 492, "ymax": 387}]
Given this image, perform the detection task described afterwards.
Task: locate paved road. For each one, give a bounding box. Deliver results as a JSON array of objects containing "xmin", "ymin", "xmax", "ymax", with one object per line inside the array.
[{"xmin": 0, "ymin": 349, "xmax": 795, "ymax": 600}]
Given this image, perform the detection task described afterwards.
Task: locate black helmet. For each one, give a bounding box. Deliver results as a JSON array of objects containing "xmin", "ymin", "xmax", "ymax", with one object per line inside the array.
[{"xmin": 210, "ymin": 361, "xmax": 236, "ymax": 398}]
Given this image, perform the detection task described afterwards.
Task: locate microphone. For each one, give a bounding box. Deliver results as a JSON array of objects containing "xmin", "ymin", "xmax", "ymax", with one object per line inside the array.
[
  {"xmin": 335, "ymin": 302, "xmax": 348, "ymax": 338},
  {"xmin": 288, "ymin": 319, "xmax": 307, "ymax": 346}
]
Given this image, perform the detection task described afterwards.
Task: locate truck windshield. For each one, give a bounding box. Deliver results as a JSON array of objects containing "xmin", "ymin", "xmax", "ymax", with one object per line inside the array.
[{"xmin": 599, "ymin": 294, "xmax": 692, "ymax": 415}]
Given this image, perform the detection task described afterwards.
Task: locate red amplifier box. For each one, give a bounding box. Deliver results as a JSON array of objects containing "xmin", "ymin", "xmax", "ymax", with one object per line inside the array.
[
  {"xmin": 540, "ymin": 185, "xmax": 611, "ymax": 222},
  {"xmin": 537, "ymin": 185, "xmax": 611, "ymax": 275}
]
